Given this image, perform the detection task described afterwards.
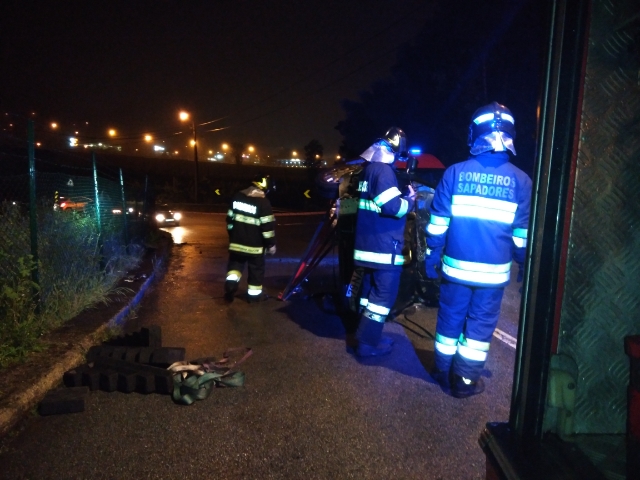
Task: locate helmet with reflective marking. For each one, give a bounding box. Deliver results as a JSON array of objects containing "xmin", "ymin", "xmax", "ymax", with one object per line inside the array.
[
  {"xmin": 252, "ymin": 173, "xmax": 274, "ymax": 194},
  {"xmin": 381, "ymin": 127, "xmax": 407, "ymax": 155},
  {"xmin": 468, "ymin": 102, "xmax": 516, "ymax": 155}
]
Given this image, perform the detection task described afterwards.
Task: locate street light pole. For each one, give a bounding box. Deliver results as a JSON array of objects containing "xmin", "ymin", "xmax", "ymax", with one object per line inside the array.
[
  {"xmin": 180, "ymin": 111, "xmax": 199, "ymax": 204},
  {"xmin": 192, "ymin": 120, "xmax": 199, "ymax": 204}
]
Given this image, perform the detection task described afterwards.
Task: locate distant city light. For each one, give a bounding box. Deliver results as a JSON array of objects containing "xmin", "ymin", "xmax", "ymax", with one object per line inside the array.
[
  {"xmin": 153, "ymin": 145, "xmax": 165, "ymax": 152},
  {"xmin": 108, "ymin": 129, "xmax": 116, "ymax": 137},
  {"xmin": 144, "ymin": 134, "xmax": 153, "ymax": 142},
  {"xmin": 69, "ymin": 137, "xmax": 78, "ymax": 147},
  {"xmin": 51, "ymin": 122, "xmax": 58, "ymax": 129}
]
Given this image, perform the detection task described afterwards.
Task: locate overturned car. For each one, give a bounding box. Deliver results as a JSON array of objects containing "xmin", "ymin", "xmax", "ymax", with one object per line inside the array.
[{"xmin": 280, "ymin": 153, "xmax": 446, "ymax": 317}]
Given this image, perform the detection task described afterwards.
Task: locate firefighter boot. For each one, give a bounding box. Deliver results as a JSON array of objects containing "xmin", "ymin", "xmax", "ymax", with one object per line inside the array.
[
  {"xmin": 224, "ymin": 280, "xmax": 238, "ymax": 303},
  {"xmin": 430, "ymin": 368, "xmax": 452, "ymax": 391},
  {"xmin": 355, "ymin": 316, "xmax": 392, "ymax": 357},
  {"xmin": 247, "ymin": 293, "xmax": 270, "ymax": 304},
  {"xmin": 451, "ymin": 374, "xmax": 485, "ymax": 399}
]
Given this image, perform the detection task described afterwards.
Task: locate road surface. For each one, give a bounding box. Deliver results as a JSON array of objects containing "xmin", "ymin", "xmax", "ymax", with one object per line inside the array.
[{"xmin": 0, "ymin": 211, "xmax": 521, "ymax": 480}]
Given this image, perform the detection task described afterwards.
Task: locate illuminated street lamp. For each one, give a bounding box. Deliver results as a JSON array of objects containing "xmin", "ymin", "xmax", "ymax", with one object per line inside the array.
[
  {"xmin": 144, "ymin": 134, "xmax": 153, "ymax": 142},
  {"xmin": 179, "ymin": 111, "xmax": 199, "ymax": 203},
  {"xmin": 108, "ymin": 129, "xmax": 116, "ymax": 137}
]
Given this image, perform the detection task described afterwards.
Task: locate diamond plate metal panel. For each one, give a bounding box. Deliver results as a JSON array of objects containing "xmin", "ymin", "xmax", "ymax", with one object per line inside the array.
[{"xmin": 556, "ymin": 0, "xmax": 640, "ymax": 434}]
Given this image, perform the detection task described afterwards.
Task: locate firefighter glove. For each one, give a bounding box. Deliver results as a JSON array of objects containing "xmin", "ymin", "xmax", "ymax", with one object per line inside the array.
[
  {"xmin": 266, "ymin": 245, "xmax": 277, "ymax": 255},
  {"xmin": 425, "ymin": 247, "xmax": 441, "ymax": 279}
]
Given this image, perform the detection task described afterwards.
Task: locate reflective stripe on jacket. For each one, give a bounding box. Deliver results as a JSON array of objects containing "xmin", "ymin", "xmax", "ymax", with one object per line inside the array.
[
  {"xmin": 426, "ymin": 151, "xmax": 532, "ymax": 287},
  {"xmin": 227, "ymin": 186, "xmax": 275, "ymax": 256},
  {"xmin": 353, "ymin": 161, "xmax": 413, "ymax": 270}
]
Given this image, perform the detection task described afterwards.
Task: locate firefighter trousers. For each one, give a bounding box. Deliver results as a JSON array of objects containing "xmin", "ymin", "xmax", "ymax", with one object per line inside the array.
[
  {"xmin": 434, "ymin": 279, "xmax": 504, "ymax": 381},
  {"xmin": 225, "ymin": 251, "xmax": 266, "ymax": 296},
  {"xmin": 350, "ymin": 267, "xmax": 401, "ymax": 346}
]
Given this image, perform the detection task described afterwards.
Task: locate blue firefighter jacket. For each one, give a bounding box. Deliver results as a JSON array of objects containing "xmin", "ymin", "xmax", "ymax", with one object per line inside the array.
[
  {"xmin": 426, "ymin": 151, "xmax": 532, "ymax": 287},
  {"xmin": 353, "ymin": 161, "xmax": 414, "ymax": 270}
]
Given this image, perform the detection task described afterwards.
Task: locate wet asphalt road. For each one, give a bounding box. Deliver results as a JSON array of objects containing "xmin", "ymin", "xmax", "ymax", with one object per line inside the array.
[{"xmin": 0, "ymin": 212, "xmax": 521, "ymax": 480}]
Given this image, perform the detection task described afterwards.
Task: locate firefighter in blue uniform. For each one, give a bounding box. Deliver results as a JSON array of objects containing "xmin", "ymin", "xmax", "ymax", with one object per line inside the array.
[
  {"xmin": 425, "ymin": 102, "xmax": 532, "ymax": 398},
  {"xmin": 350, "ymin": 127, "xmax": 416, "ymax": 357},
  {"xmin": 224, "ymin": 174, "xmax": 276, "ymax": 303}
]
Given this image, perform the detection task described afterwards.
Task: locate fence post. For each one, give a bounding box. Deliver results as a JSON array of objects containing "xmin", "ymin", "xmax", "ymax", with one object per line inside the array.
[
  {"xmin": 27, "ymin": 120, "xmax": 40, "ymax": 307},
  {"xmin": 143, "ymin": 174, "xmax": 148, "ymax": 217},
  {"xmin": 92, "ymin": 153, "xmax": 102, "ymax": 235},
  {"xmin": 119, "ymin": 168, "xmax": 128, "ymax": 245}
]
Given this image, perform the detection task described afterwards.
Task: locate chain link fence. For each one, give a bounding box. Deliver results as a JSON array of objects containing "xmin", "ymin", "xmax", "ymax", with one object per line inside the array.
[{"xmin": 0, "ymin": 132, "xmax": 151, "ymax": 365}]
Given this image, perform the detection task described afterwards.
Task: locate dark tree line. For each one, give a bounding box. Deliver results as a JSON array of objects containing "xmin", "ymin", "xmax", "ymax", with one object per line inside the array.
[{"xmin": 335, "ymin": 0, "xmax": 543, "ymax": 175}]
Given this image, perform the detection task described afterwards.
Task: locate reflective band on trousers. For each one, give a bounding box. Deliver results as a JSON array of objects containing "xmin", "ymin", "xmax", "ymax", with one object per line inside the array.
[
  {"xmin": 451, "ymin": 195, "xmax": 517, "ymax": 224},
  {"xmin": 457, "ymin": 344, "xmax": 488, "ymax": 362},
  {"xmin": 248, "ymin": 285, "xmax": 262, "ymax": 295},
  {"xmin": 435, "ymin": 342, "xmax": 457, "ymax": 355},
  {"xmin": 354, "ymin": 249, "xmax": 408, "ymax": 265},
  {"xmin": 461, "ymin": 337, "xmax": 491, "ymax": 352},
  {"xmin": 366, "ymin": 302, "xmax": 390, "ymax": 316},
  {"xmin": 435, "ymin": 333, "xmax": 458, "ymax": 355},
  {"xmin": 374, "ymin": 186, "xmax": 402, "ymax": 207},
  {"xmin": 363, "ymin": 309, "xmax": 386, "ymax": 323},
  {"xmin": 226, "ymin": 270, "xmax": 242, "ymax": 281},
  {"xmin": 442, "ymin": 255, "xmax": 511, "ymax": 285},
  {"xmin": 262, "ymin": 230, "xmax": 275, "ymax": 238},
  {"xmin": 229, "ymin": 243, "xmax": 264, "ymax": 254}
]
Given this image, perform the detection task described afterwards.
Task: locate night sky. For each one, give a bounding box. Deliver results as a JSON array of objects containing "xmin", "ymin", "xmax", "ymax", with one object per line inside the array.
[{"xmin": 1, "ymin": 0, "xmax": 436, "ymax": 159}]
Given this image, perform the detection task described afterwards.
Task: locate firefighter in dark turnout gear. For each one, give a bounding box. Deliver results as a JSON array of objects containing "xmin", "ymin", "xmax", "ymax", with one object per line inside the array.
[
  {"xmin": 425, "ymin": 102, "xmax": 532, "ymax": 398},
  {"xmin": 349, "ymin": 127, "xmax": 416, "ymax": 357},
  {"xmin": 225, "ymin": 174, "xmax": 276, "ymax": 303}
]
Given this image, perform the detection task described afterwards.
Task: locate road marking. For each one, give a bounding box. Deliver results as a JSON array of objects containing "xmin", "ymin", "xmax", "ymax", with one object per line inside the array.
[
  {"xmin": 493, "ymin": 328, "xmax": 517, "ymax": 349},
  {"xmin": 198, "ymin": 211, "xmax": 325, "ymax": 216}
]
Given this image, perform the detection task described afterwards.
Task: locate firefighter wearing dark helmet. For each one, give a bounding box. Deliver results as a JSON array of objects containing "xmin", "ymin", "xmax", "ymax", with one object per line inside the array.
[
  {"xmin": 224, "ymin": 174, "xmax": 276, "ymax": 303},
  {"xmin": 348, "ymin": 127, "xmax": 416, "ymax": 357},
  {"xmin": 425, "ymin": 102, "xmax": 532, "ymax": 398}
]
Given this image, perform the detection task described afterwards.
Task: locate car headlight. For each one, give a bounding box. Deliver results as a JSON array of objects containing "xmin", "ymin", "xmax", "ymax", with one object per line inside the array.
[
  {"xmin": 155, "ymin": 214, "xmax": 165, "ymax": 222},
  {"xmin": 173, "ymin": 212, "xmax": 182, "ymax": 220}
]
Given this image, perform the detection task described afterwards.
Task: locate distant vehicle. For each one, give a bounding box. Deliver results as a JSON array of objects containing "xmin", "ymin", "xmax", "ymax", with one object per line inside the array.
[
  {"xmin": 54, "ymin": 196, "xmax": 93, "ymax": 212},
  {"xmin": 153, "ymin": 205, "xmax": 182, "ymax": 227}
]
